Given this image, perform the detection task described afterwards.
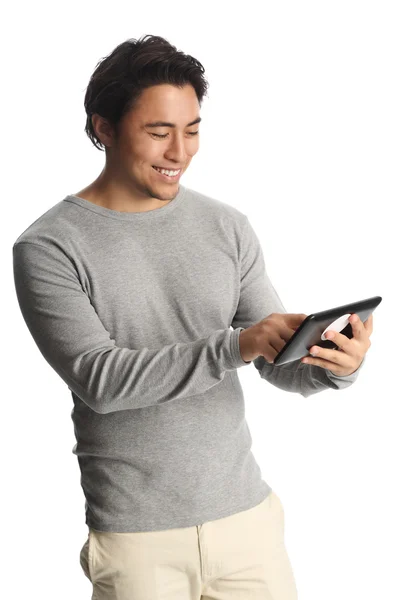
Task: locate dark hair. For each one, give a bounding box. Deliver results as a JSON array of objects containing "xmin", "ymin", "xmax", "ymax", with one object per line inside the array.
[{"xmin": 83, "ymin": 34, "xmax": 209, "ymax": 151}]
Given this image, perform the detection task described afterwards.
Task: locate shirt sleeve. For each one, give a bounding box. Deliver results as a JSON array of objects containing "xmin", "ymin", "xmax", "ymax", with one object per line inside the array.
[
  {"xmin": 12, "ymin": 241, "xmax": 249, "ymax": 414},
  {"xmin": 231, "ymin": 217, "xmax": 365, "ymax": 398}
]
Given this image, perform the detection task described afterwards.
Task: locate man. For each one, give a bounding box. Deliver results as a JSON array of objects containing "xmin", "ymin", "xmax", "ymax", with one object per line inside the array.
[{"xmin": 12, "ymin": 35, "xmax": 372, "ymax": 600}]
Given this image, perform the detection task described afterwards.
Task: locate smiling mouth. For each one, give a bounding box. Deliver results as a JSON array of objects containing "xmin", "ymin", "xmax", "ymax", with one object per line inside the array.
[
  {"xmin": 152, "ymin": 166, "xmax": 182, "ymax": 173},
  {"xmin": 152, "ymin": 166, "xmax": 182, "ymax": 180}
]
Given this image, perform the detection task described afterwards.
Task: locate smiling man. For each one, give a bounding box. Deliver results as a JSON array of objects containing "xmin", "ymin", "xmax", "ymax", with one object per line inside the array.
[
  {"xmin": 75, "ymin": 83, "xmax": 201, "ymax": 212},
  {"xmin": 12, "ymin": 34, "xmax": 369, "ymax": 600}
]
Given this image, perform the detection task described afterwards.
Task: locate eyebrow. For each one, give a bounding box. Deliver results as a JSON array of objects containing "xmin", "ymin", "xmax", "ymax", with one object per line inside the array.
[{"xmin": 144, "ymin": 117, "xmax": 202, "ymax": 128}]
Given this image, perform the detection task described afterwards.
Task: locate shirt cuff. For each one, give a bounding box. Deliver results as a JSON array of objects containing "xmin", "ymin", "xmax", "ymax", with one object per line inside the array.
[{"xmin": 230, "ymin": 327, "xmax": 252, "ymax": 368}]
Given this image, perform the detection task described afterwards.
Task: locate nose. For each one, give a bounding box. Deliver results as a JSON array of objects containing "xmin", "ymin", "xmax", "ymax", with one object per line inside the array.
[{"xmin": 164, "ymin": 133, "xmax": 188, "ymax": 164}]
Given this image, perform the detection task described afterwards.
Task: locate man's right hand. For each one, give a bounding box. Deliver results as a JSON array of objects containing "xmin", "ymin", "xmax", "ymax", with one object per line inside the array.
[{"xmin": 239, "ymin": 313, "xmax": 308, "ymax": 363}]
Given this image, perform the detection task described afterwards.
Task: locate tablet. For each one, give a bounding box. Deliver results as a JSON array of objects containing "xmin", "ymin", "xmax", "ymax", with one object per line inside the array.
[{"xmin": 273, "ymin": 295, "xmax": 382, "ymax": 366}]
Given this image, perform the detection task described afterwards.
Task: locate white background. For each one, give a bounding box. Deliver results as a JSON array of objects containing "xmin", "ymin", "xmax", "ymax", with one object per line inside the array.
[{"xmin": 3, "ymin": 1, "xmax": 398, "ymax": 599}]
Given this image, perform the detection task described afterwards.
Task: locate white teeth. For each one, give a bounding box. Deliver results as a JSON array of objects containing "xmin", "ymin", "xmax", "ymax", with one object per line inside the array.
[{"xmin": 154, "ymin": 167, "xmax": 180, "ymax": 176}]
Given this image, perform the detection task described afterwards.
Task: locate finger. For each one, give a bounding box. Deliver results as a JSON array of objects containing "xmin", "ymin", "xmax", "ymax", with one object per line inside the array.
[
  {"xmin": 282, "ymin": 323, "xmax": 299, "ymax": 341},
  {"xmin": 264, "ymin": 331, "xmax": 288, "ymax": 355},
  {"xmin": 286, "ymin": 313, "xmax": 308, "ymax": 328},
  {"xmin": 289, "ymin": 314, "xmax": 308, "ymax": 334},
  {"xmin": 349, "ymin": 313, "xmax": 371, "ymax": 344},
  {"xmin": 364, "ymin": 313, "xmax": 373, "ymax": 336},
  {"xmin": 322, "ymin": 329, "xmax": 352, "ymax": 354},
  {"xmin": 302, "ymin": 355, "xmax": 354, "ymax": 374},
  {"xmin": 308, "ymin": 345, "xmax": 348, "ymax": 365}
]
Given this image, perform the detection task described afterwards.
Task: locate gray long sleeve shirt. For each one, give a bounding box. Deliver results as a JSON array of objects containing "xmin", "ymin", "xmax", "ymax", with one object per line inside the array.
[{"xmin": 12, "ymin": 184, "xmax": 364, "ymax": 532}]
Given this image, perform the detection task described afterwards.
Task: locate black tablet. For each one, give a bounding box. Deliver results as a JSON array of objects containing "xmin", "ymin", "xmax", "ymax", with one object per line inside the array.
[{"xmin": 273, "ymin": 295, "xmax": 382, "ymax": 366}]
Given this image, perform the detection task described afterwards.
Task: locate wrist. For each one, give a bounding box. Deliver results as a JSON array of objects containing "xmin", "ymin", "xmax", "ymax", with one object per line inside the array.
[{"xmin": 239, "ymin": 327, "xmax": 259, "ymax": 363}]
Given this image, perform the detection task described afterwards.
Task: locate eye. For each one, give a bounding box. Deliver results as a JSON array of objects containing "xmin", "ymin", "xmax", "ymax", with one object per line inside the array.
[{"xmin": 151, "ymin": 131, "xmax": 199, "ymax": 139}]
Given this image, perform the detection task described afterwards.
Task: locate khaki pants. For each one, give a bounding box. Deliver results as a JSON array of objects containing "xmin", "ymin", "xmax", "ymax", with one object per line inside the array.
[{"xmin": 79, "ymin": 490, "xmax": 297, "ymax": 599}]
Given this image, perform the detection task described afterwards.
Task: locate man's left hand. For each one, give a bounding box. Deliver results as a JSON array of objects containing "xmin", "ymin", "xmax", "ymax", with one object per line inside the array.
[{"xmin": 301, "ymin": 313, "xmax": 373, "ymax": 376}]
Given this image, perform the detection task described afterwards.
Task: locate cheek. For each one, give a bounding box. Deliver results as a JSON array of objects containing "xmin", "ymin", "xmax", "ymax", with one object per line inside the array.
[
  {"xmin": 188, "ymin": 140, "xmax": 200, "ymax": 157},
  {"xmin": 186, "ymin": 143, "xmax": 199, "ymax": 158},
  {"xmin": 129, "ymin": 135, "xmax": 154, "ymax": 158}
]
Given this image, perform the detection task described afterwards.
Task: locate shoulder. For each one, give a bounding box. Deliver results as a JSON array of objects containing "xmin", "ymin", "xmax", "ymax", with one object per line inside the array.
[
  {"xmin": 183, "ymin": 185, "xmax": 248, "ymax": 228},
  {"xmin": 13, "ymin": 196, "xmax": 80, "ymax": 250}
]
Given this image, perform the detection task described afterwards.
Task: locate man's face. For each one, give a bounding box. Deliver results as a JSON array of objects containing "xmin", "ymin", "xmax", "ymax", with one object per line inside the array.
[{"xmin": 106, "ymin": 83, "xmax": 201, "ymax": 200}]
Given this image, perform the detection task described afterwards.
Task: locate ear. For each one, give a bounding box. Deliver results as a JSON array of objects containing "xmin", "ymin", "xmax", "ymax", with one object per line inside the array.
[{"xmin": 91, "ymin": 114, "xmax": 115, "ymax": 148}]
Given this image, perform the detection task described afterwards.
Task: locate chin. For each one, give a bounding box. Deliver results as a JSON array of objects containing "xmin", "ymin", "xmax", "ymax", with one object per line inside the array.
[{"xmin": 147, "ymin": 186, "xmax": 174, "ymax": 201}]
